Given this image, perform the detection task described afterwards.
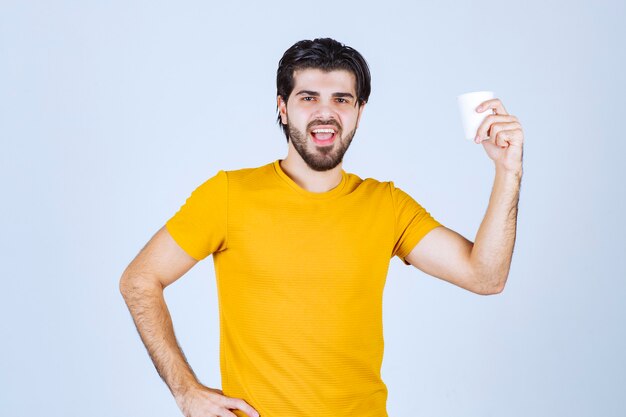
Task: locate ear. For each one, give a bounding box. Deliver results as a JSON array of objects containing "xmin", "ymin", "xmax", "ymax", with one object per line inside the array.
[
  {"xmin": 277, "ymin": 96, "xmax": 288, "ymax": 125},
  {"xmin": 355, "ymin": 101, "xmax": 366, "ymax": 128}
]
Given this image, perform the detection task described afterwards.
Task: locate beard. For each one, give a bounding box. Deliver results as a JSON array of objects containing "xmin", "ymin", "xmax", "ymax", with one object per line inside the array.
[{"xmin": 287, "ymin": 118, "xmax": 357, "ymax": 172}]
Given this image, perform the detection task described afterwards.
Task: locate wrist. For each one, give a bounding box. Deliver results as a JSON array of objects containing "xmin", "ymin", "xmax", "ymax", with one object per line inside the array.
[
  {"xmin": 172, "ymin": 379, "xmax": 203, "ymax": 401},
  {"xmin": 495, "ymin": 164, "xmax": 523, "ymax": 178}
]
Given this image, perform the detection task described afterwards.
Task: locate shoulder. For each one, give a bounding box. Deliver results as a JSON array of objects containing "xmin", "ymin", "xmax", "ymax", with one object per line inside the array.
[
  {"xmin": 220, "ymin": 161, "xmax": 274, "ymax": 181},
  {"xmin": 218, "ymin": 161, "xmax": 282, "ymax": 195},
  {"xmin": 342, "ymin": 172, "xmax": 398, "ymax": 202},
  {"xmin": 345, "ymin": 171, "xmax": 394, "ymax": 192},
  {"xmin": 345, "ymin": 172, "xmax": 426, "ymax": 210},
  {"xmin": 188, "ymin": 162, "xmax": 269, "ymax": 196}
]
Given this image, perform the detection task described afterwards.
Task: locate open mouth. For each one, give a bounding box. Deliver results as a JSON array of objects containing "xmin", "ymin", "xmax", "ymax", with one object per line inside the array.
[{"xmin": 310, "ymin": 127, "xmax": 338, "ymax": 146}]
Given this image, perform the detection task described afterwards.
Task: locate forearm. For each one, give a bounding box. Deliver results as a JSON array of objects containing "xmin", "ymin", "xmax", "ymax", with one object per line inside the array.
[
  {"xmin": 119, "ymin": 276, "xmax": 201, "ymax": 399},
  {"xmin": 470, "ymin": 167, "xmax": 522, "ymax": 294}
]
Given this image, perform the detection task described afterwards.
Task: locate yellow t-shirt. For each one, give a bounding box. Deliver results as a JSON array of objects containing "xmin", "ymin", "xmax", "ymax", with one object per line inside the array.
[{"xmin": 166, "ymin": 159, "xmax": 443, "ymax": 417}]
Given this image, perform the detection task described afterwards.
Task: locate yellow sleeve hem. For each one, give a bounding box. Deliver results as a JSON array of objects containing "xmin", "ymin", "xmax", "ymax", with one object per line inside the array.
[
  {"xmin": 398, "ymin": 220, "xmax": 443, "ymax": 266},
  {"xmin": 165, "ymin": 218, "xmax": 205, "ymax": 261}
]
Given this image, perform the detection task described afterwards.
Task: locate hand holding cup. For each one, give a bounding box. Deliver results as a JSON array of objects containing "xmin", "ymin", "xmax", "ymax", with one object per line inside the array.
[{"xmin": 457, "ymin": 91, "xmax": 525, "ymax": 173}]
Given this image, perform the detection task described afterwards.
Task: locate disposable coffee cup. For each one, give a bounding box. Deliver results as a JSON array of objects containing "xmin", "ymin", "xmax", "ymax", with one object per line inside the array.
[{"xmin": 457, "ymin": 91, "xmax": 494, "ymax": 141}]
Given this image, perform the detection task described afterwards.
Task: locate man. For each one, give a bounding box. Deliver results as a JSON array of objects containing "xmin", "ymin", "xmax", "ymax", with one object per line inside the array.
[{"xmin": 119, "ymin": 38, "xmax": 524, "ymax": 417}]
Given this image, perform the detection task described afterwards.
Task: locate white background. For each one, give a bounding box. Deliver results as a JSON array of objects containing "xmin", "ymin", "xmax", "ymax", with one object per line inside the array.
[{"xmin": 1, "ymin": 1, "xmax": 624, "ymax": 416}]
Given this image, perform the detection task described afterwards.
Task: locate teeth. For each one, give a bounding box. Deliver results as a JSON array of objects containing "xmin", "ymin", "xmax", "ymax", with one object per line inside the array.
[{"xmin": 312, "ymin": 128, "xmax": 335, "ymax": 134}]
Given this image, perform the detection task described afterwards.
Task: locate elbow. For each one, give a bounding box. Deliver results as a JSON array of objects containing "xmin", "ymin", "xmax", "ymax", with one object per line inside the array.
[
  {"xmin": 119, "ymin": 271, "xmax": 141, "ymax": 297},
  {"xmin": 119, "ymin": 274, "xmax": 132, "ymax": 297},
  {"xmin": 474, "ymin": 277, "xmax": 506, "ymax": 296},
  {"xmin": 483, "ymin": 283, "xmax": 505, "ymax": 295},
  {"xmin": 119, "ymin": 272, "xmax": 163, "ymax": 297}
]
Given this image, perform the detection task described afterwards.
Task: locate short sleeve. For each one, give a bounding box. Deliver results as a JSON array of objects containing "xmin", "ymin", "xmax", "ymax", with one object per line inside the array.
[
  {"xmin": 390, "ymin": 181, "xmax": 443, "ymax": 266},
  {"xmin": 165, "ymin": 170, "xmax": 228, "ymax": 261}
]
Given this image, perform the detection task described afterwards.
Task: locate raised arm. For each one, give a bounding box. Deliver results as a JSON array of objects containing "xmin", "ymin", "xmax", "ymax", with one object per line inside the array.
[
  {"xmin": 404, "ymin": 167, "xmax": 522, "ymax": 296},
  {"xmin": 405, "ymin": 97, "xmax": 523, "ymax": 295},
  {"xmin": 119, "ymin": 225, "xmax": 259, "ymax": 417}
]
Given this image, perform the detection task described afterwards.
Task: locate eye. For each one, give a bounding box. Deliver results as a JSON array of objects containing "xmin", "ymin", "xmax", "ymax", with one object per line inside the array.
[
  {"xmin": 336, "ymin": 98, "xmax": 348, "ymax": 103},
  {"xmin": 302, "ymin": 96, "xmax": 315, "ymax": 101}
]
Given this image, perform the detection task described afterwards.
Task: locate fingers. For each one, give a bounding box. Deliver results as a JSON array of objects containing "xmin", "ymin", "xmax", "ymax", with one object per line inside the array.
[
  {"xmin": 490, "ymin": 121, "xmax": 522, "ymax": 148},
  {"xmin": 476, "ymin": 98, "xmax": 508, "ymax": 115},
  {"xmin": 177, "ymin": 386, "xmax": 260, "ymax": 417},
  {"xmin": 494, "ymin": 129, "xmax": 517, "ymax": 148},
  {"xmin": 475, "ymin": 115, "xmax": 519, "ymax": 142},
  {"xmin": 222, "ymin": 396, "xmax": 260, "ymax": 417}
]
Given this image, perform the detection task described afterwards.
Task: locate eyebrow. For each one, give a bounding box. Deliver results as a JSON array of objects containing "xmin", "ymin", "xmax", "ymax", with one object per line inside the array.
[{"xmin": 295, "ymin": 90, "xmax": 355, "ymax": 100}]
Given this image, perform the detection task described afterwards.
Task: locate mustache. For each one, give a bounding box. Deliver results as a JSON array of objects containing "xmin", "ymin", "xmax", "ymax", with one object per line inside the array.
[{"xmin": 307, "ymin": 119, "xmax": 341, "ymax": 131}]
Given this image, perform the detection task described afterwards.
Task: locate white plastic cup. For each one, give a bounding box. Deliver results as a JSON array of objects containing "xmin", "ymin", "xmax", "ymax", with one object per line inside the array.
[{"xmin": 457, "ymin": 91, "xmax": 494, "ymax": 141}]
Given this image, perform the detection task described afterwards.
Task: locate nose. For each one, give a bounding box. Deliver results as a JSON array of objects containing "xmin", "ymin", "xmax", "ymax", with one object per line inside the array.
[{"xmin": 312, "ymin": 100, "xmax": 339, "ymax": 121}]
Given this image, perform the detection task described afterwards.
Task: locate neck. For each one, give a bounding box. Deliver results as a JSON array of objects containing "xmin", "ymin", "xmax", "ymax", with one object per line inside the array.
[{"xmin": 280, "ymin": 142, "xmax": 344, "ymax": 193}]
